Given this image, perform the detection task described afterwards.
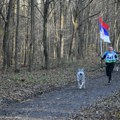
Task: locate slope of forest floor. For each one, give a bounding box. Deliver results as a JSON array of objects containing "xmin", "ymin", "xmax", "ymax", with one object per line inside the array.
[
  {"xmin": 0, "ymin": 58, "xmax": 103, "ymax": 102},
  {"xmin": 0, "ymin": 58, "xmax": 120, "ymax": 120},
  {"xmin": 72, "ymin": 92, "xmax": 120, "ymax": 120}
]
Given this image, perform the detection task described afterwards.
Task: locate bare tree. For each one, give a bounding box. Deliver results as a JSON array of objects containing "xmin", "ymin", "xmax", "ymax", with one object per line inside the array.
[
  {"xmin": 2, "ymin": 0, "xmax": 14, "ymax": 72},
  {"xmin": 42, "ymin": 0, "xmax": 52, "ymax": 69},
  {"xmin": 28, "ymin": 0, "xmax": 35, "ymax": 72},
  {"xmin": 15, "ymin": 0, "xmax": 20, "ymax": 73}
]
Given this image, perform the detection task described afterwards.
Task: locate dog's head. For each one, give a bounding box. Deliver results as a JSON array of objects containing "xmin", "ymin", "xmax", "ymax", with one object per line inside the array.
[
  {"xmin": 77, "ymin": 68, "xmax": 84, "ymax": 75},
  {"xmin": 77, "ymin": 68, "xmax": 85, "ymax": 82}
]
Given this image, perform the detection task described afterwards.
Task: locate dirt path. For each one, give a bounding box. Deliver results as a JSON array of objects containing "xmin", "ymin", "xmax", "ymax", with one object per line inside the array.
[{"xmin": 0, "ymin": 71, "xmax": 120, "ymax": 120}]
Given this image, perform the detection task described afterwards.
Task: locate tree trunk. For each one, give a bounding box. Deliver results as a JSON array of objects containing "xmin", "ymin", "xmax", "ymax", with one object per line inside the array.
[
  {"xmin": 55, "ymin": 1, "xmax": 65, "ymax": 62},
  {"xmin": 42, "ymin": 0, "xmax": 50, "ymax": 69},
  {"xmin": 28, "ymin": 0, "xmax": 35, "ymax": 72},
  {"xmin": 59, "ymin": 0, "xmax": 64, "ymax": 61},
  {"xmin": 15, "ymin": 0, "xmax": 20, "ymax": 73},
  {"xmin": 69, "ymin": 14, "xmax": 78, "ymax": 60},
  {"xmin": 24, "ymin": 1, "xmax": 30, "ymax": 66},
  {"xmin": 53, "ymin": 1, "xmax": 57, "ymax": 59},
  {"xmin": 2, "ymin": 0, "xmax": 14, "ymax": 72}
]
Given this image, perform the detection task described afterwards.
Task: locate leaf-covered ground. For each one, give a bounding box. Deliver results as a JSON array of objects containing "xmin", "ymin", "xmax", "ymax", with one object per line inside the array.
[
  {"xmin": 72, "ymin": 92, "xmax": 120, "ymax": 120},
  {"xmin": 0, "ymin": 58, "xmax": 103, "ymax": 102},
  {"xmin": 0, "ymin": 57, "xmax": 120, "ymax": 120},
  {"xmin": 0, "ymin": 70, "xmax": 120, "ymax": 120}
]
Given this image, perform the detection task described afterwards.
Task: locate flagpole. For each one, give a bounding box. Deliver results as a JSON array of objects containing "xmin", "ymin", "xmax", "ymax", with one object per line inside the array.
[
  {"xmin": 100, "ymin": 39, "xmax": 103, "ymax": 57},
  {"xmin": 100, "ymin": 39, "xmax": 103, "ymax": 67}
]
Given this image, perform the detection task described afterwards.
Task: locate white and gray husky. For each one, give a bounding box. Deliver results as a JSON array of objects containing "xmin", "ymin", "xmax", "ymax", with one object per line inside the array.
[{"xmin": 77, "ymin": 68, "xmax": 86, "ymax": 89}]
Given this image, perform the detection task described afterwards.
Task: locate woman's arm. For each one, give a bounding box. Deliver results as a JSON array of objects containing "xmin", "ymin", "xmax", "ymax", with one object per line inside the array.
[{"xmin": 102, "ymin": 52, "xmax": 107, "ymax": 60}]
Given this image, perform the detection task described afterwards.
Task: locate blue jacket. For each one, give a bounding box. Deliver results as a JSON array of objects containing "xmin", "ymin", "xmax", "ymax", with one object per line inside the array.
[{"xmin": 102, "ymin": 51, "xmax": 118, "ymax": 63}]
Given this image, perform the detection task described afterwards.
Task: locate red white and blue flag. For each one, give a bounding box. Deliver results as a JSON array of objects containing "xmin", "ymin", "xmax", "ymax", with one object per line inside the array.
[{"xmin": 99, "ymin": 17, "xmax": 111, "ymax": 43}]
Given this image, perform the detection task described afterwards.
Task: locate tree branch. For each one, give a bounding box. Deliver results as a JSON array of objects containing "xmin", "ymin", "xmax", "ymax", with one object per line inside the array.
[
  {"xmin": 35, "ymin": 4, "xmax": 44, "ymax": 18},
  {"xmin": 76, "ymin": 0, "xmax": 94, "ymax": 18},
  {"xmin": 0, "ymin": 10, "xmax": 5, "ymax": 22},
  {"xmin": 77, "ymin": 11, "xmax": 101, "ymax": 29}
]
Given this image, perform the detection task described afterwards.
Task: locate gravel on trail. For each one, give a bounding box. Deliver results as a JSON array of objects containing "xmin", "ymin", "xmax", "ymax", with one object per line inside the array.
[{"xmin": 0, "ymin": 71, "xmax": 120, "ymax": 120}]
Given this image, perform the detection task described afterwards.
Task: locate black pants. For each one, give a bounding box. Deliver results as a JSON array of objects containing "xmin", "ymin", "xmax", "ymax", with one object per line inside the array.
[{"xmin": 106, "ymin": 63, "xmax": 115, "ymax": 82}]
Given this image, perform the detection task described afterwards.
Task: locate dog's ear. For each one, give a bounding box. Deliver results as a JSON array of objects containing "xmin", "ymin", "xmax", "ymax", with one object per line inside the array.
[
  {"xmin": 77, "ymin": 68, "xmax": 80, "ymax": 72},
  {"xmin": 77, "ymin": 68, "xmax": 84, "ymax": 72},
  {"xmin": 81, "ymin": 68, "xmax": 84, "ymax": 72}
]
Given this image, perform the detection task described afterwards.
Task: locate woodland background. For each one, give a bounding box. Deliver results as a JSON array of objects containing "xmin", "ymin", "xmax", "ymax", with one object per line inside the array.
[
  {"xmin": 0, "ymin": 1, "xmax": 120, "ymax": 119},
  {"xmin": 0, "ymin": 0, "xmax": 120, "ymax": 72}
]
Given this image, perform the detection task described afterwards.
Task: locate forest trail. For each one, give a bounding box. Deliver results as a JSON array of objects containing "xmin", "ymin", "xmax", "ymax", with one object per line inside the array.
[{"xmin": 0, "ymin": 71, "xmax": 120, "ymax": 120}]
